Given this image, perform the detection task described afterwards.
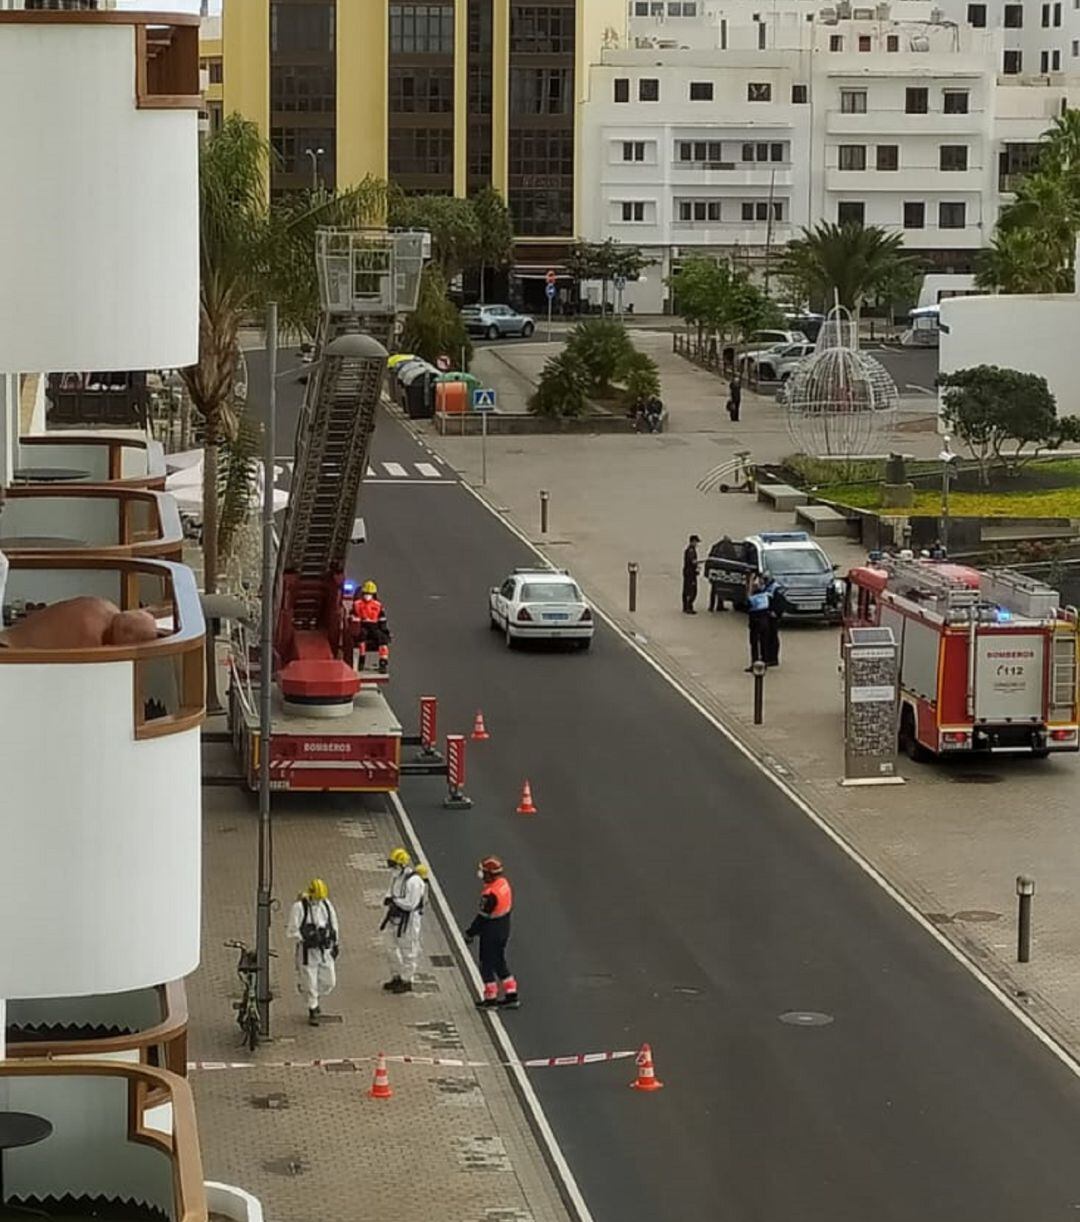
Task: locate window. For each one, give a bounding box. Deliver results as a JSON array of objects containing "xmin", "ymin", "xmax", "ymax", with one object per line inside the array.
[
  {"xmin": 614, "ymin": 78, "xmax": 630, "ymax": 102},
  {"xmin": 510, "ymin": 67, "xmax": 572, "ymax": 115},
  {"xmin": 837, "ymin": 201, "xmax": 865, "ymax": 224},
  {"xmin": 858, "ymin": 34, "xmax": 871, "ymax": 50},
  {"xmin": 1004, "ymin": 4, "xmax": 1023, "ymax": 26},
  {"xmin": 387, "ymin": 127, "xmax": 451, "ymax": 177},
  {"xmin": 622, "ymin": 141, "xmax": 646, "ymax": 162},
  {"xmin": 678, "ymin": 200, "xmax": 722, "ymax": 222},
  {"xmin": 272, "ymin": 1, "xmax": 335, "ymax": 53},
  {"xmin": 886, "ymin": 34, "xmax": 899, "ymax": 50},
  {"xmin": 840, "ymin": 88, "xmax": 867, "ymax": 113},
  {"xmin": 1042, "ymin": 1, "xmax": 1050, "ymax": 24},
  {"xmin": 208, "ymin": 60, "xmax": 223, "ymax": 85},
  {"xmin": 387, "ymin": 66, "xmax": 454, "ymax": 113},
  {"xmin": 510, "ymin": 4, "xmax": 575, "ymax": 52},
  {"xmin": 771, "ymin": 142, "xmax": 784, "ymax": 161},
  {"xmin": 1053, "ymin": 48, "xmax": 1062, "ymax": 68},
  {"xmin": 690, "ymin": 81, "xmax": 714, "ymax": 100},
  {"xmin": 939, "ymin": 201, "xmax": 966, "ymax": 228},
  {"xmin": 876, "ymin": 144, "xmax": 899, "ymax": 170},
  {"xmin": 829, "ymin": 34, "xmax": 843, "ymax": 50},
  {"xmin": 758, "ymin": 20, "xmax": 767, "ymax": 48},
  {"xmin": 943, "ymin": 89, "xmax": 969, "ymax": 114},
  {"xmin": 747, "ymin": 82, "xmax": 772, "ymax": 101},
  {"xmin": 640, "ymin": 78, "xmax": 660, "ymax": 101},
  {"xmin": 792, "ymin": 83, "xmax": 808, "ymax": 103},
  {"xmin": 838, "ymin": 144, "xmax": 867, "ymax": 170},
  {"xmin": 1041, "ymin": 49, "xmax": 1050, "ymax": 71},
  {"xmin": 967, "ymin": 2, "xmax": 987, "ymax": 24},
  {"xmin": 621, "ymin": 201, "xmax": 646, "ymax": 222},
  {"xmin": 903, "ymin": 201, "xmax": 925, "ymax": 229},
  {"xmin": 741, "ymin": 200, "xmax": 785, "ymax": 221},
  {"xmin": 1055, "ymin": 1, "xmax": 1062, "ymax": 23},
  {"xmin": 940, "ymin": 145, "xmax": 968, "ymax": 171},
  {"xmin": 1003, "ymin": 49, "xmax": 1023, "ymax": 72},
  {"xmin": 271, "ymin": 64, "xmax": 335, "ymax": 114},
  {"xmin": 906, "ymin": 87, "xmax": 928, "ymax": 114},
  {"xmin": 681, "ymin": 140, "xmax": 724, "ymax": 162},
  {"xmin": 740, "ymin": 142, "xmax": 785, "ymax": 162},
  {"xmin": 387, "ymin": 4, "xmax": 452, "ymax": 54},
  {"xmin": 1072, "ymin": 38, "xmax": 1078, "ymax": 55}
]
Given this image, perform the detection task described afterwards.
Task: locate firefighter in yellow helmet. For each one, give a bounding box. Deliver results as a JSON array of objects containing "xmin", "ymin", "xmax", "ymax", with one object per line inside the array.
[
  {"xmin": 350, "ymin": 579, "xmax": 392, "ymax": 672},
  {"xmin": 286, "ymin": 878, "xmax": 340, "ymax": 1026},
  {"xmin": 380, "ymin": 847, "xmax": 427, "ymax": 994}
]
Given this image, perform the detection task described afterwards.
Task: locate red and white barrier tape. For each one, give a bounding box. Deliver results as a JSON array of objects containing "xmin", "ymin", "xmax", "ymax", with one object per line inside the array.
[{"xmin": 188, "ymin": 1049, "xmax": 637, "ymax": 1072}]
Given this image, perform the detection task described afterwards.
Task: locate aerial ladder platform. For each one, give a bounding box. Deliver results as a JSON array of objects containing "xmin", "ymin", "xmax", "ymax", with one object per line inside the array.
[{"xmin": 228, "ymin": 229, "xmax": 443, "ymax": 793}]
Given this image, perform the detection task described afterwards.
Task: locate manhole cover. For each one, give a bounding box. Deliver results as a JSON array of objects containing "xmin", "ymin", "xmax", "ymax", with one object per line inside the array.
[
  {"xmin": 430, "ymin": 954, "xmax": 455, "ymax": 968},
  {"xmin": 950, "ymin": 773, "xmax": 1003, "ymax": 785},
  {"xmin": 262, "ymin": 1155, "xmax": 307, "ymax": 1177},
  {"xmin": 778, "ymin": 1011, "xmax": 834, "ymax": 1027},
  {"xmin": 954, "ymin": 910, "xmax": 1001, "ymax": 923}
]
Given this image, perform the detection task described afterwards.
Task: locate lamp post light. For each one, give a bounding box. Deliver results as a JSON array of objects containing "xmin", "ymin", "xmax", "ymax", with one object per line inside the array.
[
  {"xmin": 304, "ymin": 146, "xmax": 325, "ymax": 191},
  {"xmin": 938, "ymin": 433, "xmax": 958, "ymax": 556}
]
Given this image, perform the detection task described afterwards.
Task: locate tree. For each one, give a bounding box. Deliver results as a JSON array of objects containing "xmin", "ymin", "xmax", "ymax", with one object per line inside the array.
[
  {"xmin": 565, "ymin": 239, "xmax": 651, "ymax": 312},
  {"xmin": 390, "ymin": 194, "xmax": 480, "ymax": 281},
  {"xmin": 471, "ymin": 186, "xmax": 514, "ymax": 302},
  {"xmin": 620, "ymin": 349, "xmax": 661, "ymax": 409},
  {"xmin": 399, "ymin": 264, "xmax": 471, "ymax": 367},
  {"xmin": 937, "ymin": 365, "xmax": 1079, "ymax": 484},
  {"xmin": 565, "ymin": 318, "xmax": 636, "ymax": 397},
  {"xmin": 529, "ymin": 351, "xmax": 589, "ymax": 419},
  {"xmin": 778, "ymin": 222, "xmax": 917, "ymax": 311},
  {"xmin": 186, "ymin": 114, "xmax": 387, "ymax": 597}
]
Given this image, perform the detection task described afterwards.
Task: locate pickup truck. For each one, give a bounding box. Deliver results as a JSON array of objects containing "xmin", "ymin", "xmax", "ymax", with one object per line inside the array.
[{"xmin": 703, "ymin": 531, "xmax": 843, "ymax": 622}]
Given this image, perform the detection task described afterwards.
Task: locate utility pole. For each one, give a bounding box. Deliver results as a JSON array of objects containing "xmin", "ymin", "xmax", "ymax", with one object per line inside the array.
[
  {"xmin": 305, "ymin": 147, "xmax": 323, "ymax": 192},
  {"xmin": 256, "ymin": 302, "xmax": 278, "ymax": 1040},
  {"xmin": 763, "ymin": 166, "xmax": 777, "ymax": 297}
]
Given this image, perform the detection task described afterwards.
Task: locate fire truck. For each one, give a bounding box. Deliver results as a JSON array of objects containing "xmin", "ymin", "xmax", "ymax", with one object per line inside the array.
[
  {"xmin": 228, "ymin": 229, "xmax": 463, "ymax": 796},
  {"xmin": 845, "ymin": 557, "xmax": 1080, "ymax": 760}
]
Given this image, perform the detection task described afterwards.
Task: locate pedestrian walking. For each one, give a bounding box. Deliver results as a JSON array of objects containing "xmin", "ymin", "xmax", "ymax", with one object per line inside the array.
[
  {"xmin": 380, "ymin": 847, "xmax": 427, "ymax": 995},
  {"xmin": 464, "ymin": 856, "xmax": 519, "ymax": 1010},
  {"xmin": 286, "ymin": 879, "xmax": 340, "ymax": 1026},
  {"xmin": 682, "ymin": 533, "xmax": 701, "ymax": 614},
  {"xmin": 726, "ymin": 375, "xmax": 742, "ymax": 422},
  {"xmin": 744, "ymin": 572, "xmax": 772, "ymax": 671}
]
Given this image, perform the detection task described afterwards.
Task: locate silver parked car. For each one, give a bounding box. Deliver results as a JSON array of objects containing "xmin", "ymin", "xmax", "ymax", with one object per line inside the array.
[{"xmin": 461, "ymin": 303, "xmax": 536, "ymax": 340}]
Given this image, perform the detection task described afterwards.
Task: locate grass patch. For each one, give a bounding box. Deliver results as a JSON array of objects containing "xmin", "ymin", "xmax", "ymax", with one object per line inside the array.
[{"xmin": 824, "ymin": 484, "xmax": 1080, "ymax": 517}]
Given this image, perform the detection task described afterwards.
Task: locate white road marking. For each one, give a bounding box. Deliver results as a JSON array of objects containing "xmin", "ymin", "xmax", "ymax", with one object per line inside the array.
[
  {"xmin": 383, "ymin": 461, "xmax": 408, "ymax": 477},
  {"xmin": 441, "ymin": 446, "xmax": 1080, "ymax": 1086},
  {"xmin": 416, "ymin": 462, "xmax": 442, "ymax": 478},
  {"xmin": 366, "ymin": 465, "xmax": 377, "ymax": 477},
  {"xmin": 389, "ymin": 792, "xmax": 596, "ymax": 1222}
]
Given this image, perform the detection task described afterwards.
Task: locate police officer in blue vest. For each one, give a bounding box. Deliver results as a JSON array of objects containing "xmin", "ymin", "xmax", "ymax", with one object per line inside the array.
[{"xmin": 745, "ymin": 572, "xmax": 772, "ymax": 671}]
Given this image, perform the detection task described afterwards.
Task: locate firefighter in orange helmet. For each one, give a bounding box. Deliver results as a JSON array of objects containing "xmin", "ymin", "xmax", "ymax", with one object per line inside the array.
[
  {"xmin": 350, "ymin": 580, "xmax": 391, "ymax": 672},
  {"xmin": 464, "ymin": 856, "xmax": 518, "ymax": 1010}
]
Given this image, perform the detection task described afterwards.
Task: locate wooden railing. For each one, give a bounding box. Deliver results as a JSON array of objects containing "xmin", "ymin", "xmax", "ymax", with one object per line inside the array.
[
  {"xmin": 20, "ymin": 434, "xmax": 166, "ymax": 490},
  {"xmin": 1, "ymin": 557, "xmax": 205, "ymax": 740},
  {"xmin": 0, "ymin": 1059, "xmax": 207, "ymax": 1222},
  {"xmin": 0, "ymin": 9, "xmax": 201, "ymax": 111},
  {"xmin": 4, "ymin": 486, "xmax": 183, "ymax": 561}
]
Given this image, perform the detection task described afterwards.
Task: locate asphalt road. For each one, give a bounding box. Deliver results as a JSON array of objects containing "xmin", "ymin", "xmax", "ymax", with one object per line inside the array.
[{"xmin": 262, "ymin": 365, "xmax": 1080, "ymax": 1221}]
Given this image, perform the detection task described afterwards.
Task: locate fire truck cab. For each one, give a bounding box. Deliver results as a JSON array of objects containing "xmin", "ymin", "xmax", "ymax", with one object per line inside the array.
[{"xmin": 845, "ymin": 557, "xmax": 1080, "ymax": 760}]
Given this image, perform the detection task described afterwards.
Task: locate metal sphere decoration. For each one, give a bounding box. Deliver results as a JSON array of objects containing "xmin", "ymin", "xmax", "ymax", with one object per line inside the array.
[{"xmin": 783, "ymin": 304, "xmax": 899, "ymax": 457}]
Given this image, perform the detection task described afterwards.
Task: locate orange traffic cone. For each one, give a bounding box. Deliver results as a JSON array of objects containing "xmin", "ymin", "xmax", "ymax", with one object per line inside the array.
[
  {"xmin": 630, "ymin": 1044, "xmax": 664, "ymax": 1092},
  {"xmin": 516, "ymin": 779, "xmax": 537, "ymax": 815},
  {"xmin": 368, "ymin": 1052, "xmax": 393, "ymax": 1100},
  {"xmin": 471, "ymin": 709, "xmax": 490, "ymax": 741}
]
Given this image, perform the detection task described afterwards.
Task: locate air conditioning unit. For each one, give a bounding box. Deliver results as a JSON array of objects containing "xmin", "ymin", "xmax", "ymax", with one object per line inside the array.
[
  {"xmin": 909, "ymin": 33, "xmax": 930, "ymax": 49},
  {"xmin": 853, "ymin": 8, "xmax": 874, "ymax": 19}
]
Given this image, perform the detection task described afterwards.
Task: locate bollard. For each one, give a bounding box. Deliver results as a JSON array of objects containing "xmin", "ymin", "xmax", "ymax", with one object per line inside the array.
[
  {"xmin": 417, "ymin": 695, "xmax": 442, "ymax": 762},
  {"xmin": 539, "ymin": 489, "xmax": 550, "ymax": 535},
  {"xmin": 751, "ymin": 659, "xmax": 766, "ymax": 725},
  {"xmin": 1016, "ymin": 875, "xmax": 1035, "ymax": 963},
  {"xmin": 443, "ymin": 734, "xmax": 473, "ymax": 809},
  {"xmin": 628, "ymin": 562, "xmax": 639, "ymax": 613}
]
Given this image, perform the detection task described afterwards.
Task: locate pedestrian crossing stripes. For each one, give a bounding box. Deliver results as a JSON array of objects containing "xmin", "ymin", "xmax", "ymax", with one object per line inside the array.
[{"xmin": 277, "ymin": 457, "xmax": 455, "ymax": 485}]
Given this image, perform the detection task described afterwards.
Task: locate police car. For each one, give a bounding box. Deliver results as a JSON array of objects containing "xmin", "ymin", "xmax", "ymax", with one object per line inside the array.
[
  {"xmin": 489, "ymin": 568, "xmax": 594, "ymax": 649},
  {"xmin": 704, "ymin": 531, "xmax": 843, "ymax": 622}
]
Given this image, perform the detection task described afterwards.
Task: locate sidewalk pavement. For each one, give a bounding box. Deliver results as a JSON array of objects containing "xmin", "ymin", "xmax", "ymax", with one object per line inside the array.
[
  {"xmin": 187, "ymin": 761, "xmax": 571, "ymax": 1222},
  {"xmin": 404, "ymin": 335, "xmax": 1080, "ymax": 1065}
]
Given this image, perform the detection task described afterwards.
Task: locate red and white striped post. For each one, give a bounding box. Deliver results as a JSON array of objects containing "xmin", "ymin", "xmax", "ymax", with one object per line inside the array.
[
  {"xmin": 418, "ymin": 695, "xmax": 441, "ymax": 760},
  {"xmin": 443, "ymin": 733, "xmax": 472, "ymax": 809}
]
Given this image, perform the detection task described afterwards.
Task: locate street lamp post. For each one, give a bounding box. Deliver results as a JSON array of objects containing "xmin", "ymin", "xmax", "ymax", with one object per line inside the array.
[
  {"xmin": 939, "ymin": 433, "xmax": 957, "ymax": 555},
  {"xmin": 304, "ymin": 146, "xmax": 324, "ymax": 191}
]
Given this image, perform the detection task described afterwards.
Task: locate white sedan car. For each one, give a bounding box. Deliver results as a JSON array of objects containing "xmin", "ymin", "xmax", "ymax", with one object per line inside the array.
[{"xmin": 489, "ymin": 569, "xmax": 594, "ymax": 649}]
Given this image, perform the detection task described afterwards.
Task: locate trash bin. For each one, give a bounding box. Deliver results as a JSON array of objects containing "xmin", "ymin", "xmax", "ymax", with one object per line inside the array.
[
  {"xmin": 436, "ymin": 381, "xmax": 468, "ymax": 414},
  {"xmin": 400, "ymin": 366, "xmax": 436, "ymax": 419}
]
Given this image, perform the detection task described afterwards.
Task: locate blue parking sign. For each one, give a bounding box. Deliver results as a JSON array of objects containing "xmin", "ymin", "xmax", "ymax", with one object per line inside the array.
[{"xmin": 546, "ymin": 283, "xmax": 557, "ymax": 300}]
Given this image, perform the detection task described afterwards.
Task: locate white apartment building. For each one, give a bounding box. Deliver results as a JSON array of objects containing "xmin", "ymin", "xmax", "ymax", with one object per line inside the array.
[{"xmin": 583, "ymin": 0, "xmax": 1078, "ymax": 311}]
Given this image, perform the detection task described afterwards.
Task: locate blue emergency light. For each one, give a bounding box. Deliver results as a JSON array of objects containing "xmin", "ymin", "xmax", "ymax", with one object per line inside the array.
[
  {"xmin": 759, "ymin": 531, "xmax": 810, "ymax": 543},
  {"xmin": 343, "ymin": 581, "xmax": 356, "ymax": 595}
]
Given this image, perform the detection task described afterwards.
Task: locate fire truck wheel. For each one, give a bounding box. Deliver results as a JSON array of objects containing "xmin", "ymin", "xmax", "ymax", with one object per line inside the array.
[{"xmin": 899, "ymin": 706, "xmax": 929, "ymax": 763}]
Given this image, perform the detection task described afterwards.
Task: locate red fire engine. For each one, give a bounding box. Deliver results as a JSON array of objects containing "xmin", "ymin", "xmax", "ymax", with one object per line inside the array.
[{"xmin": 845, "ymin": 557, "xmax": 1080, "ymax": 760}]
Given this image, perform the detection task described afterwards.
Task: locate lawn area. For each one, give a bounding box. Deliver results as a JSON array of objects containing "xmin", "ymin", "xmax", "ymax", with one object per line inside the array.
[{"xmin": 824, "ymin": 483, "xmax": 1080, "ymax": 517}]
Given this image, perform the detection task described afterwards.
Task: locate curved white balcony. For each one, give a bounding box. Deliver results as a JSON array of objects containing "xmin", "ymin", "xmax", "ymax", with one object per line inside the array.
[
  {"xmin": 0, "ymin": 557, "xmax": 204, "ymax": 1001},
  {"xmin": 18, "ymin": 433, "xmax": 166, "ymax": 490},
  {"xmin": 1, "ymin": 486, "xmax": 183, "ymax": 560},
  {"xmin": 0, "ymin": 1060, "xmax": 207, "ymax": 1221},
  {"xmin": 0, "ymin": 10, "xmax": 199, "ymax": 372}
]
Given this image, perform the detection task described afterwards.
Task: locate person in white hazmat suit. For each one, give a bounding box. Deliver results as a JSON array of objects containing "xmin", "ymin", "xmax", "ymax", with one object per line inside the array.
[
  {"xmin": 286, "ymin": 878, "xmax": 340, "ymax": 1026},
  {"xmin": 380, "ymin": 847, "xmax": 427, "ymax": 994}
]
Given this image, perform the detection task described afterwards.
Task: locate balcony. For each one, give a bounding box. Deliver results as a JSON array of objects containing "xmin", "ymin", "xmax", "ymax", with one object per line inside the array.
[
  {"xmin": 825, "ymin": 167, "xmax": 984, "ymax": 192},
  {"xmin": 0, "ymin": 1060, "xmax": 206, "ymax": 1221},
  {"xmin": 17, "ymin": 434, "xmax": 166, "ymax": 490},
  {"xmin": 1, "ymin": 487, "xmax": 183, "ymax": 560},
  {"xmin": 670, "ymin": 162, "xmax": 794, "ymax": 189},
  {"xmin": 0, "ymin": 557, "xmax": 204, "ymax": 1002},
  {"xmin": 825, "ymin": 109, "xmax": 985, "ymax": 136},
  {"xmin": 671, "ymin": 222, "xmax": 794, "ymax": 247},
  {"xmin": 0, "ymin": 9, "xmax": 199, "ymax": 372}
]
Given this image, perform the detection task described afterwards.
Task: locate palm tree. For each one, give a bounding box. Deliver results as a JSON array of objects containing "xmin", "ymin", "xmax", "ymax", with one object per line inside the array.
[
  {"xmin": 184, "ymin": 114, "xmax": 387, "ymax": 599},
  {"xmin": 779, "ymin": 222, "xmax": 916, "ymax": 312},
  {"xmin": 976, "ymin": 223, "xmax": 1073, "ymax": 294}
]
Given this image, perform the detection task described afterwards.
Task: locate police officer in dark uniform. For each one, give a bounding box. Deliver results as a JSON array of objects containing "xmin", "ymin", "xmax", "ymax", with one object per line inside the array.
[{"xmin": 682, "ymin": 534, "xmax": 701, "ymax": 614}]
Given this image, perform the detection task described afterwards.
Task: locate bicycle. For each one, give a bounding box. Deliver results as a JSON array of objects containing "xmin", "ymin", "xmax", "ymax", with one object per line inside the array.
[{"xmin": 225, "ymin": 939, "xmax": 276, "ymax": 1052}]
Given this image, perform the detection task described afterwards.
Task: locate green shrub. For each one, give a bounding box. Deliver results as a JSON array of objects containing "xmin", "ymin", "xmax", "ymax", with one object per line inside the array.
[
  {"xmin": 620, "ymin": 349, "xmax": 661, "ymax": 408},
  {"xmin": 565, "ymin": 318, "xmax": 635, "ymax": 396},
  {"xmin": 529, "ymin": 351, "xmax": 589, "ymax": 419}
]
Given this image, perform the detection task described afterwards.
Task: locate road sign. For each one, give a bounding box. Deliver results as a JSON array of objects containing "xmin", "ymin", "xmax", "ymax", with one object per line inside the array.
[
  {"xmin": 546, "ymin": 269, "xmax": 557, "ymax": 285},
  {"xmin": 545, "ymin": 283, "xmax": 557, "ymax": 301},
  {"xmin": 614, "ymin": 276, "xmax": 626, "ymax": 291},
  {"xmin": 473, "ymin": 388, "xmax": 496, "ymax": 412},
  {"xmin": 436, "ymin": 354, "xmax": 451, "ymax": 371}
]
